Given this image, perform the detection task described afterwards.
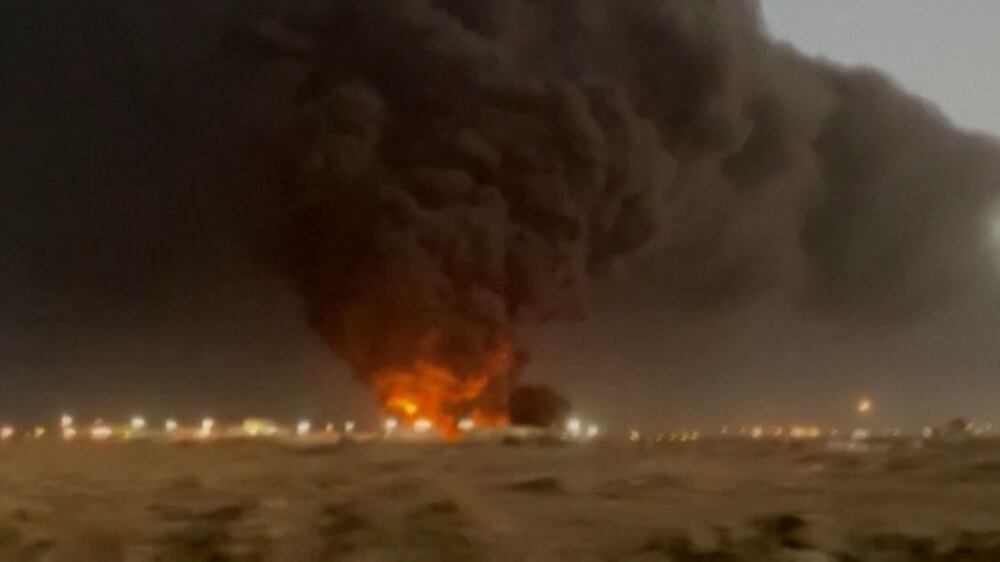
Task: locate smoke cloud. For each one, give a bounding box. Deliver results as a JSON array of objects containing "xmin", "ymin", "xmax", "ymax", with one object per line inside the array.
[{"xmin": 245, "ymin": 0, "xmax": 1000, "ymax": 426}]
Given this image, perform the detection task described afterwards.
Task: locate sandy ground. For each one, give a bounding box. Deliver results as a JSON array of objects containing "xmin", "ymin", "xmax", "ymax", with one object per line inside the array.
[{"xmin": 1, "ymin": 438, "xmax": 1000, "ymax": 561}]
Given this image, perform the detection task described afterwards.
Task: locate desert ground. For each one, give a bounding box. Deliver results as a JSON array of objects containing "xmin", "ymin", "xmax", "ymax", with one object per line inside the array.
[{"xmin": 2, "ymin": 437, "xmax": 1000, "ymax": 561}]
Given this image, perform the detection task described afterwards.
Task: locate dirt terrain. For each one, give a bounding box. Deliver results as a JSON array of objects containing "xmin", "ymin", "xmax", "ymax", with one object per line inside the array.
[{"xmin": 1, "ymin": 438, "xmax": 1000, "ymax": 561}]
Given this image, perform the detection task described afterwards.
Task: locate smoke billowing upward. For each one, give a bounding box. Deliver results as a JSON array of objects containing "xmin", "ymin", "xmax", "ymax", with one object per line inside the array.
[{"xmin": 246, "ymin": 0, "xmax": 1000, "ymax": 429}]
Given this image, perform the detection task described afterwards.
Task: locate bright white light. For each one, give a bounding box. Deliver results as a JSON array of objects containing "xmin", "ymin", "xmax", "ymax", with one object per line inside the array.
[
  {"xmin": 91, "ymin": 425, "xmax": 113, "ymax": 440},
  {"xmin": 922, "ymin": 426, "xmax": 934, "ymax": 439},
  {"xmin": 629, "ymin": 429, "xmax": 641, "ymax": 443},
  {"xmin": 413, "ymin": 418, "xmax": 433, "ymax": 433},
  {"xmin": 60, "ymin": 414, "xmax": 74, "ymax": 429},
  {"xmin": 164, "ymin": 419, "xmax": 178, "ymax": 433},
  {"xmin": 198, "ymin": 418, "xmax": 215, "ymax": 438},
  {"xmin": 344, "ymin": 420, "xmax": 356, "ymax": 433},
  {"xmin": 384, "ymin": 417, "xmax": 398, "ymax": 434},
  {"xmin": 296, "ymin": 420, "xmax": 312, "ymax": 436},
  {"xmin": 750, "ymin": 426, "xmax": 764, "ymax": 439},
  {"xmin": 130, "ymin": 416, "xmax": 147, "ymax": 431},
  {"xmin": 586, "ymin": 424, "xmax": 599, "ymax": 438},
  {"xmin": 566, "ymin": 418, "xmax": 582, "ymax": 437},
  {"xmin": 0, "ymin": 426, "xmax": 14, "ymax": 441}
]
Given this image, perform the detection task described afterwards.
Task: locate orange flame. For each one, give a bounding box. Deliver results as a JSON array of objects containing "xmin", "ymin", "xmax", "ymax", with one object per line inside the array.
[{"xmin": 373, "ymin": 340, "xmax": 513, "ymax": 439}]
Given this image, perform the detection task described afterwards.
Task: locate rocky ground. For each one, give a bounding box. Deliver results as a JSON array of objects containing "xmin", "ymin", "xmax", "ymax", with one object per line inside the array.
[{"xmin": 1, "ymin": 437, "xmax": 1000, "ymax": 561}]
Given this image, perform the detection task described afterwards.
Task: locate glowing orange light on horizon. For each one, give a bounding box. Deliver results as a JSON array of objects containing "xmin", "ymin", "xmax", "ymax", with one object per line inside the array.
[
  {"xmin": 387, "ymin": 397, "xmax": 419, "ymax": 417},
  {"xmin": 372, "ymin": 339, "xmax": 513, "ymax": 439},
  {"xmin": 857, "ymin": 397, "xmax": 873, "ymax": 414}
]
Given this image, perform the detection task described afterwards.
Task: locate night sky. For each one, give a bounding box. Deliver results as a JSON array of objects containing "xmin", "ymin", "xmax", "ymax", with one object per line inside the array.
[
  {"xmin": 0, "ymin": 1, "xmax": 363, "ymax": 425},
  {"xmin": 3, "ymin": 1, "xmax": 999, "ymax": 432}
]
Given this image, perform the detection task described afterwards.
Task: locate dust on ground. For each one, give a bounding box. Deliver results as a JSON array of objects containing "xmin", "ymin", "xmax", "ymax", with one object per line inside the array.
[{"xmin": 1, "ymin": 438, "xmax": 1000, "ymax": 561}]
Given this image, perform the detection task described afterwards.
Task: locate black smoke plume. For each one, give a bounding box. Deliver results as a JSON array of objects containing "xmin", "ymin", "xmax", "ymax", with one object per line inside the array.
[
  {"xmin": 245, "ymin": 0, "xmax": 1000, "ymax": 424},
  {"xmin": 509, "ymin": 385, "xmax": 571, "ymax": 429}
]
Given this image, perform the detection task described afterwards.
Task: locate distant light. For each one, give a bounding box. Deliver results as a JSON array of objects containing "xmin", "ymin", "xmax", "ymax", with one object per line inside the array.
[
  {"xmin": 324, "ymin": 423, "xmax": 334, "ymax": 434},
  {"xmin": 60, "ymin": 414, "xmax": 74, "ymax": 429},
  {"xmin": 33, "ymin": 427, "xmax": 46, "ymax": 439},
  {"xmin": 384, "ymin": 417, "xmax": 398, "ymax": 434},
  {"xmin": 62, "ymin": 427, "xmax": 77, "ymax": 440},
  {"xmin": 199, "ymin": 418, "xmax": 215, "ymax": 438},
  {"xmin": 566, "ymin": 418, "xmax": 582, "ymax": 438},
  {"xmin": 344, "ymin": 420, "xmax": 356, "ymax": 434},
  {"xmin": 857, "ymin": 398, "xmax": 873, "ymax": 414},
  {"xmin": 164, "ymin": 419, "xmax": 179, "ymax": 433},
  {"xmin": 720, "ymin": 426, "xmax": 729, "ymax": 435},
  {"xmin": 851, "ymin": 428, "xmax": 871, "ymax": 441},
  {"xmin": 458, "ymin": 418, "xmax": 475, "ymax": 432},
  {"xmin": 131, "ymin": 416, "xmax": 147, "ymax": 431},
  {"xmin": 0, "ymin": 426, "xmax": 14, "ymax": 441},
  {"xmin": 922, "ymin": 426, "xmax": 934, "ymax": 439},
  {"xmin": 790, "ymin": 426, "xmax": 821, "ymax": 439},
  {"xmin": 691, "ymin": 431, "xmax": 700, "ymax": 441},
  {"xmin": 629, "ymin": 429, "xmax": 641, "ymax": 443},
  {"xmin": 773, "ymin": 427, "xmax": 784, "ymax": 437},
  {"xmin": 750, "ymin": 426, "xmax": 764, "ymax": 439},
  {"xmin": 585, "ymin": 423, "xmax": 599, "ymax": 438},
  {"xmin": 296, "ymin": 420, "xmax": 312, "ymax": 436},
  {"xmin": 413, "ymin": 418, "xmax": 433, "ymax": 433},
  {"xmin": 243, "ymin": 418, "xmax": 277, "ymax": 437},
  {"xmin": 829, "ymin": 428, "xmax": 840, "ymax": 437},
  {"xmin": 91, "ymin": 424, "xmax": 113, "ymax": 440}
]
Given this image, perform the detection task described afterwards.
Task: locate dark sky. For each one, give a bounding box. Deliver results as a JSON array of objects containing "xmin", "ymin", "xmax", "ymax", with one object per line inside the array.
[
  {"xmin": 2, "ymin": 1, "xmax": 999, "ymax": 431},
  {"xmin": 0, "ymin": 1, "xmax": 367, "ymax": 425}
]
